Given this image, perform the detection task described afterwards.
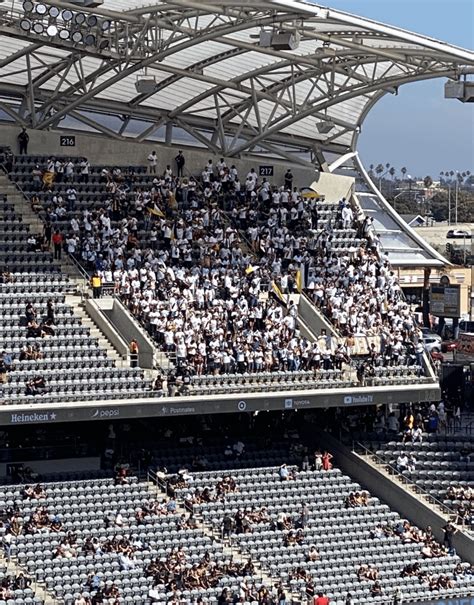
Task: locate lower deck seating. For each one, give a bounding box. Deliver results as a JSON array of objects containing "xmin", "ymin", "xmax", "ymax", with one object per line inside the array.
[
  {"xmin": 374, "ymin": 433, "xmax": 474, "ymax": 530},
  {"xmin": 172, "ymin": 466, "xmax": 472, "ymax": 603}
]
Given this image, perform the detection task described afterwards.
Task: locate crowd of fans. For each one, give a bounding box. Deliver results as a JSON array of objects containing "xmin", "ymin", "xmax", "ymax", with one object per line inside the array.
[
  {"xmin": 20, "ymin": 152, "xmax": 428, "ymax": 385},
  {"xmin": 146, "ymin": 549, "xmax": 257, "ymax": 593},
  {"xmin": 0, "ymin": 573, "xmax": 32, "ymax": 600}
]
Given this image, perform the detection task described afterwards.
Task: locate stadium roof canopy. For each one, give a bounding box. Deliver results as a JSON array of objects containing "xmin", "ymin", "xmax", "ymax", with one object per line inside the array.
[{"xmin": 0, "ymin": 0, "xmax": 473, "ymax": 164}]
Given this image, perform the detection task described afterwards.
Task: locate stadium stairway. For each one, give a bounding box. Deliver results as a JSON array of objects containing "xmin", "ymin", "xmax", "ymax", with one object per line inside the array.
[
  {"xmin": 2, "ymin": 558, "xmax": 53, "ymax": 605},
  {"xmin": 65, "ymin": 294, "xmax": 128, "ymax": 368},
  {"xmin": 0, "ymin": 174, "xmax": 85, "ymax": 287},
  {"xmin": 149, "ymin": 472, "xmax": 279, "ymax": 599},
  {"xmin": 315, "ymin": 431, "xmax": 474, "ymax": 566}
]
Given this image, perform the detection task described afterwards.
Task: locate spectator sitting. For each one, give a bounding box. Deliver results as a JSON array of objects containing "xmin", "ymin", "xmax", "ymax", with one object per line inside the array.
[
  {"xmin": 370, "ymin": 581, "xmax": 383, "ymax": 596},
  {"xmin": 25, "ymin": 376, "xmax": 46, "ymax": 396},
  {"xmin": 307, "ymin": 545, "xmax": 320, "ymax": 562},
  {"xmin": 396, "ymin": 453, "xmax": 408, "ymax": 472},
  {"xmin": 411, "ymin": 426, "xmax": 423, "ymax": 443},
  {"xmin": 22, "ymin": 484, "xmax": 46, "ymax": 500},
  {"xmin": 406, "ymin": 453, "xmax": 417, "ymax": 472},
  {"xmin": 357, "ymin": 564, "xmax": 379, "ymax": 581},
  {"xmin": 115, "ymin": 467, "xmax": 129, "ymax": 485},
  {"xmin": 279, "ymin": 464, "xmax": 295, "ymax": 481}
]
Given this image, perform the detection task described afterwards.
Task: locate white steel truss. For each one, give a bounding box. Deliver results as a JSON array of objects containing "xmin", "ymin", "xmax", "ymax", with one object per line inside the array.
[{"xmin": 0, "ymin": 0, "xmax": 472, "ymax": 166}]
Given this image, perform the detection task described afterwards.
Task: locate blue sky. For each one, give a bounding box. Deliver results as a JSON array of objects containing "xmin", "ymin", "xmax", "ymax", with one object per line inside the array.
[{"xmin": 314, "ymin": 0, "xmax": 474, "ymax": 178}]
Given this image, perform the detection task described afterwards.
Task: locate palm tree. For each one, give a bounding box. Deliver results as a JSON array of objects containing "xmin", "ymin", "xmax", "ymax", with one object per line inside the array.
[
  {"xmin": 389, "ymin": 167, "xmax": 396, "ymax": 179},
  {"xmin": 401, "ymin": 167, "xmax": 407, "ymax": 180},
  {"xmin": 423, "ymin": 175, "xmax": 433, "ymax": 189}
]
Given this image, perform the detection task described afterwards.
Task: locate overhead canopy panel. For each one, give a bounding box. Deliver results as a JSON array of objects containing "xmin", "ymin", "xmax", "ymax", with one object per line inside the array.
[{"xmin": 0, "ymin": 0, "xmax": 472, "ymax": 160}]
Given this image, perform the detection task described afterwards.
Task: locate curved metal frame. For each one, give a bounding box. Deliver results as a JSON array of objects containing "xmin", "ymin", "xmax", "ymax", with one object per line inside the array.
[{"xmin": 0, "ymin": 0, "xmax": 472, "ymax": 165}]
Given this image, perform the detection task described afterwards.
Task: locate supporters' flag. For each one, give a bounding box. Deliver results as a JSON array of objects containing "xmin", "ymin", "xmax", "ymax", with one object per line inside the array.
[
  {"xmin": 300, "ymin": 187, "xmax": 321, "ymax": 200},
  {"xmin": 271, "ymin": 280, "xmax": 286, "ymax": 305},
  {"xmin": 245, "ymin": 265, "xmax": 258, "ymax": 275},
  {"xmin": 149, "ymin": 207, "xmax": 165, "ymax": 218},
  {"xmin": 296, "ymin": 269, "xmax": 303, "ymax": 293}
]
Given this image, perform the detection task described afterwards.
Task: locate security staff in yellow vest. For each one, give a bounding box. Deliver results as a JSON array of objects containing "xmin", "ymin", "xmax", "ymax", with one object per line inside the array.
[{"xmin": 91, "ymin": 272, "xmax": 102, "ymax": 299}]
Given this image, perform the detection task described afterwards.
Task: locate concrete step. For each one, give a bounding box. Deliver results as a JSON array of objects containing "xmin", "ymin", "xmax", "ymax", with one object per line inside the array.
[
  {"xmin": 144, "ymin": 477, "xmax": 282, "ymax": 596},
  {"xmin": 1, "ymin": 174, "xmax": 90, "ymax": 281},
  {"xmin": 65, "ymin": 294, "xmax": 126, "ymax": 366}
]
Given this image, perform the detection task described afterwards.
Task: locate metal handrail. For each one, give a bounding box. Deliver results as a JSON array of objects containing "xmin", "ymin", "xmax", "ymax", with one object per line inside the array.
[{"xmin": 354, "ymin": 441, "xmax": 459, "ymax": 520}]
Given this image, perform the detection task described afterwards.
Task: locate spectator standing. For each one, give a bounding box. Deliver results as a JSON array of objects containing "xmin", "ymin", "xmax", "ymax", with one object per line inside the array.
[
  {"xmin": 52, "ymin": 230, "xmax": 63, "ymax": 261},
  {"xmin": 148, "ymin": 151, "xmax": 157, "ymax": 174},
  {"xmin": 91, "ymin": 272, "xmax": 102, "ymax": 299},
  {"xmin": 18, "ymin": 128, "xmax": 29, "ymax": 154},
  {"xmin": 393, "ymin": 587, "xmax": 403, "ymax": 604},
  {"xmin": 2, "ymin": 533, "xmax": 12, "ymax": 562},
  {"xmin": 65, "ymin": 159, "xmax": 75, "ymax": 182},
  {"xmin": 79, "ymin": 158, "xmax": 90, "ymax": 183},
  {"xmin": 31, "ymin": 164, "xmax": 42, "ymax": 191},
  {"xmin": 43, "ymin": 221, "xmax": 52, "ymax": 250},
  {"xmin": 442, "ymin": 522, "xmax": 457, "ymax": 555},
  {"xmin": 129, "ymin": 339, "xmax": 139, "ymax": 368},
  {"xmin": 314, "ymin": 591, "xmax": 330, "ymax": 605},
  {"xmin": 322, "ymin": 451, "xmax": 333, "ymax": 471},
  {"xmin": 284, "ymin": 169, "xmax": 293, "ymax": 190},
  {"xmin": 175, "ymin": 150, "xmax": 185, "ymax": 177}
]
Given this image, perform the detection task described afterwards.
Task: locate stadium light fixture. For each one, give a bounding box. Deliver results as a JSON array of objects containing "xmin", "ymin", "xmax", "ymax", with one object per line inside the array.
[
  {"xmin": 73, "ymin": 12, "xmax": 86, "ymax": 25},
  {"xmin": 135, "ymin": 78, "xmax": 157, "ymax": 94},
  {"xmin": 84, "ymin": 33, "xmax": 96, "ymax": 46},
  {"xmin": 71, "ymin": 30, "xmax": 83, "ymax": 43},
  {"xmin": 316, "ymin": 120, "xmax": 335, "ymax": 134},
  {"xmin": 18, "ymin": 1, "xmax": 111, "ymax": 53},
  {"xmin": 66, "ymin": 0, "xmax": 104, "ymax": 6}
]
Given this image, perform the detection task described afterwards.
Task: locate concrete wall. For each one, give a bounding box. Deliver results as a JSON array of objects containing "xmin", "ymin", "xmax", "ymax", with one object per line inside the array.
[
  {"xmin": 105, "ymin": 298, "xmax": 155, "ymax": 369},
  {"xmin": 86, "ymin": 297, "xmax": 130, "ymax": 361},
  {"xmin": 317, "ymin": 432, "xmax": 474, "ymax": 564},
  {"xmin": 0, "ymin": 456, "xmax": 100, "ymax": 479},
  {"xmin": 0, "ymin": 123, "xmax": 316, "ymax": 187},
  {"xmin": 298, "ymin": 293, "xmax": 339, "ymax": 337}
]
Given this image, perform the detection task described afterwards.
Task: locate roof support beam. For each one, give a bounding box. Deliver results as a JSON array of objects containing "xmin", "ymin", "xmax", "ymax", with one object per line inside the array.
[
  {"xmin": 25, "ymin": 54, "xmax": 36, "ymax": 128},
  {"xmin": 33, "ymin": 12, "xmax": 303, "ymax": 130},
  {"xmin": 0, "ymin": 102, "xmax": 27, "ymax": 127},
  {"xmin": 226, "ymin": 68, "xmax": 460, "ymax": 156},
  {"xmin": 68, "ymin": 110, "xmax": 124, "ymax": 141},
  {"xmin": 0, "ymin": 43, "xmax": 41, "ymax": 70},
  {"xmin": 136, "ymin": 118, "xmax": 167, "ymax": 143},
  {"xmin": 174, "ymin": 118, "xmax": 221, "ymax": 154}
]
